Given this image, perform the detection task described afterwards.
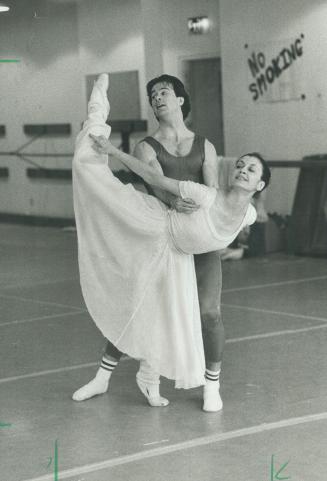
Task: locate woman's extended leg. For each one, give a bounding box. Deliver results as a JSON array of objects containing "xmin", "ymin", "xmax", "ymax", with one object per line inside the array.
[{"xmin": 73, "ymin": 74, "xmax": 170, "ymax": 406}]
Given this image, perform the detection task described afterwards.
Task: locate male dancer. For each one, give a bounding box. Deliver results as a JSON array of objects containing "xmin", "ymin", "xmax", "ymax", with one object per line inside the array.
[{"xmin": 73, "ymin": 74, "xmax": 225, "ymax": 412}]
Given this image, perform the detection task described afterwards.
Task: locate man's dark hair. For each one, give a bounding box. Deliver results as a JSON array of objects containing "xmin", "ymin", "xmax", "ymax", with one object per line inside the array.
[
  {"xmin": 146, "ymin": 74, "xmax": 191, "ymax": 119},
  {"xmin": 239, "ymin": 152, "xmax": 271, "ymax": 197}
]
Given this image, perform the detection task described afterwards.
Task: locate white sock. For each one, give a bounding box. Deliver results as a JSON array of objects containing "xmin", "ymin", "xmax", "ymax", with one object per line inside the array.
[
  {"xmin": 205, "ymin": 368, "xmax": 221, "ymax": 383},
  {"xmin": 72, "ymin": 357, "xmax": 118, "ymax": 402},
  {"xmin": 203, "ymin": 369, "xmax": 223, "ymax": 412}
]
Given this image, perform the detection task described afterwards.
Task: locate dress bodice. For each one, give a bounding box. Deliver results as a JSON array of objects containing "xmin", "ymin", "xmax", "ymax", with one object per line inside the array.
[{"xmin": 168, "ymin": 181, "xmax": 257, "ymax": 255}]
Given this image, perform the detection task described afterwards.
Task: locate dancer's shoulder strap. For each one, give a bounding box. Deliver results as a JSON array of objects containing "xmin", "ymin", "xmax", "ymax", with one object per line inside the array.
[
  {"xmin": 195, "ymin": 134, "xmax": 206, "ymax": 162},
  {"xmin": 142, "ymin": 136, "xmax": 162, "ymax": 155}
]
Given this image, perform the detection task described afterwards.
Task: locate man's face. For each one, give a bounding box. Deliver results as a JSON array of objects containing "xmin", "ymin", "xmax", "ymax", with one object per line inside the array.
[{"xmin": 150, "ymin": 82, "xmax": 183, "ymax": 118}]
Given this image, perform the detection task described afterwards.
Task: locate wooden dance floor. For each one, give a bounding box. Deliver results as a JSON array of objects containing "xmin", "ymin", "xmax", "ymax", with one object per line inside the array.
[{"xmin": 1, "ymin": 223, "xmax": 327, "ymax": 481}]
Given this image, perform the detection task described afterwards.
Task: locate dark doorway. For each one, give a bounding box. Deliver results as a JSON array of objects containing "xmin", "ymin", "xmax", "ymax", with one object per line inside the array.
[{"xmin": 182, "ymin": 57, "xmax": 225, "ymax": 155}]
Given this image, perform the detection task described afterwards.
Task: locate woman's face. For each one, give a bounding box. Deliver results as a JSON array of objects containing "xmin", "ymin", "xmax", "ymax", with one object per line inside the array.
[{"xmin": 231, "ymin": 155, "xmax": 265, "ymax": 194}]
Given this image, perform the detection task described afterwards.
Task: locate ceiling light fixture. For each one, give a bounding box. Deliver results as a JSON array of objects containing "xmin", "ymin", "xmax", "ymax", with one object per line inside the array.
[
  {"xmin": 0, "ymin": 4, "xmax": 9, "ymax": 13},
  {"xmin": 188, "ymin": 16, "xmax": 210, "ymax": 34}
]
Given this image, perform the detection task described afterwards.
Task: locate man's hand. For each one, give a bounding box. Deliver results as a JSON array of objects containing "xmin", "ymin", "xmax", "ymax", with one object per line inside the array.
[
  {"xmin": 89, "ymin": 134, "xmax": 117, "ymax": 155},
  {"xmin": 170, "ymin": 197, "xmax": 200, "ymax": 214}
]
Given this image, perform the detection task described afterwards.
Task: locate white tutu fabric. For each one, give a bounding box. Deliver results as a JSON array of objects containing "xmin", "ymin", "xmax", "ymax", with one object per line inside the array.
[{"xmin": 73, "ymin": 75, "xmax": 205, "ymax": 388}]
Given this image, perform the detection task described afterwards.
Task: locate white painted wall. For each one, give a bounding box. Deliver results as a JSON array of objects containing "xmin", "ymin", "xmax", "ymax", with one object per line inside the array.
[
  {"xmin": 219, "ymin": 0, "xmax": 327, "ymax": 214},
  {"xmin": 76, "ymin": 0, "xmax": 147, "ymax": 169},
  {"xmin": 0, "ymin": 2, "xmax": 82, "ymax": 217},
  {"xmin": 0, "ymin": 0, "xmax": 146, "ymax": 217},
  {"xmin": 77, "ymin": 0, "xmax": 146, "ymax": 119},
  {"xmin": 161, "ymin": 0, "xmax": 221, "ymax": 75}
]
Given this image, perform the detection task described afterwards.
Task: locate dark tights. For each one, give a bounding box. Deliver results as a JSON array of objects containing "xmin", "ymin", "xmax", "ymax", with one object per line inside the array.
[{"xmin": 194, "ymin": 250, "xmax": 224, "ymax": 365}]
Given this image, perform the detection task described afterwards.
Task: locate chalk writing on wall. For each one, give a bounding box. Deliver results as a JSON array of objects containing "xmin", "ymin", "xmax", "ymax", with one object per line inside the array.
[{"xmin": 246, "ymin": 35, "xmax": 305, "ymax": 102}]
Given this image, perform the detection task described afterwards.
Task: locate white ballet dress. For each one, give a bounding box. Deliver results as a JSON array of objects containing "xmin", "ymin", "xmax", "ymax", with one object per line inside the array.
[{"xmin": 72, "ymin": 78, "xmax": 256, "ymax": 389}]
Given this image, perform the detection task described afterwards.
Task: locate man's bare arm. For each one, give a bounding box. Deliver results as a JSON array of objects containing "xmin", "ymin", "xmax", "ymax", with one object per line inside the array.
[
  {"xmin": 90, "ymin": 135, "xmax": 180, "ymax": 196},
  {"xmin": 133, "ymin": 142, "xmax": 175, "ymax": 206},
  {"xmin": 90, "ymin": 135, "xmax": 199, "ymax": 212},
  {"xmin": 202, "ymin": 139, "xmax": 219, "ymax": 188},
  {"xmin": 134, "ymin": 141, "xmax": 199, "ymax": 213}
]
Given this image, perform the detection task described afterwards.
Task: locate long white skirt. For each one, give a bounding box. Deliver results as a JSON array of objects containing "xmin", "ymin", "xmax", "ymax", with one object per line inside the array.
[{"xmin": 72, "ymin": 76, "xmax": 205, "ymax": 388}]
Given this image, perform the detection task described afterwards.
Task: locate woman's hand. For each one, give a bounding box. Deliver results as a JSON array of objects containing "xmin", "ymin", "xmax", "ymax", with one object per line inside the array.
[{"xmin": 89, "ymin": 134, "xmax": 117, "ymax": 155}]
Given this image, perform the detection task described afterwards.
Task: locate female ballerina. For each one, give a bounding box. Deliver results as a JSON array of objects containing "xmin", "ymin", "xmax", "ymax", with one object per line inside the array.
[{"xmin": 72, "ymin": 74, "xmax": 271, "ymax": 410}]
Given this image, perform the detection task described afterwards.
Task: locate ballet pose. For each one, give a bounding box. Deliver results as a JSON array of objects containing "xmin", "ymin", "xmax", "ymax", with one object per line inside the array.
[{"xmin": 72, "ymin": 74, "xmax": 271, "ymax": 410}]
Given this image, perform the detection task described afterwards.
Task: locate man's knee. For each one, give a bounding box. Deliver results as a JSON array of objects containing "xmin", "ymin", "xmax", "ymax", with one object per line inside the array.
[{"xmin": 201, "ymin": 307, "xmax": 222, "ymax": 332}]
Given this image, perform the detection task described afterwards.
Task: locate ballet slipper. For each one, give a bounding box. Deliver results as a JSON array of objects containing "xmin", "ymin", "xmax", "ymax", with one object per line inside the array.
[
  {"xmin": 136, "ymin": 378, "xmax": 169, "ymax": 407},
  {"xmin": 87, "ymin": 73, "xmax": 110, "ymax": 124}
]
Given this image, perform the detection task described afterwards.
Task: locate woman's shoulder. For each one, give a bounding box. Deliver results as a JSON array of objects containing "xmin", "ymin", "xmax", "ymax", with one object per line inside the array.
[
  {"xmin": 245, "ymin": 203, "xmax": 257, "ymax": 225},
  {"xmin": 179, "ymin": 181, "xmax": 216, "ymax": 206}
]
